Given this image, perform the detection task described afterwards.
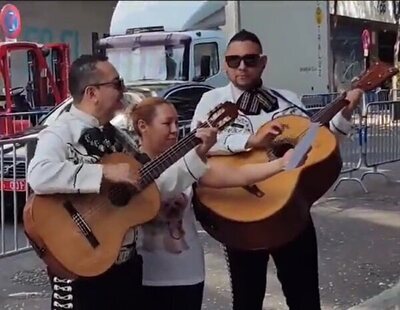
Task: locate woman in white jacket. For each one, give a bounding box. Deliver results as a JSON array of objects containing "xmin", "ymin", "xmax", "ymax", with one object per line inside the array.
[{"xmin": 127, "ymin": 97, "xmax": 304, "ymax": 310}]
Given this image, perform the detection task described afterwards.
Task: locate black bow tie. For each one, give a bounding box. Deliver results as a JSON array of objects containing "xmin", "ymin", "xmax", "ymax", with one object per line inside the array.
[
  {"xmin": 236, "ymin": 85, "xmax": 279, "ymax": 115},
  {"xmin": 79, "ymin": 123, "xmax": 124, "ymax": 157}
]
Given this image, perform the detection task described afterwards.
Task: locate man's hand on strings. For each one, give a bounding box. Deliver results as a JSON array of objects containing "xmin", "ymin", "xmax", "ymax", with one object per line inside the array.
[{"xmin": 245, "ymin": 120, "xmax": 284, "ymax": 149}]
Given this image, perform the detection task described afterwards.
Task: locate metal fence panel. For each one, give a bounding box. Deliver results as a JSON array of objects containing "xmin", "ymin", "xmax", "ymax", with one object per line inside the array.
[
  {"xmin": 338, "ymin": 107, "xmax": 363, "ymax": 173},
  {"xmin": 0, "ymin": 110, "xmax": 49, "ymax": 137},
  {"xmin": 300, "ymin": 92, "xmax": 341, "ymax": 113},
  {"xmin": 0, "ymin": 136, "xmax": 36, "ymax": 258},
  {"xmin": 364, "ymin": 101, "xmax": 400, "ymax": 167}
]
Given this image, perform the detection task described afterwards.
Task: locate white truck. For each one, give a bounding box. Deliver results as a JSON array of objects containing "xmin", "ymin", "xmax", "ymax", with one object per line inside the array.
[
  {"xmin": 99, "ymin": 0, "xmax": 332, "ymax": 96},
  {"xmin": 99, "ymin": 0, "xmax": 400, "ymax": 98}
]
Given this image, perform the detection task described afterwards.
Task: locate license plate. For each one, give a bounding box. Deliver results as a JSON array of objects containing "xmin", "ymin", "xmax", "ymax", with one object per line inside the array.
[{"xmin": 0, "ymin": 180, "xmax": 27, "ymax": 192}]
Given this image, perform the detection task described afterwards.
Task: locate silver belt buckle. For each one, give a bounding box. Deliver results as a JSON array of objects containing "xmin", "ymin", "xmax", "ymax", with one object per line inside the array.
[{"xmin": 115, "ymin": 246, "xmax": 133, "ymax": 265}]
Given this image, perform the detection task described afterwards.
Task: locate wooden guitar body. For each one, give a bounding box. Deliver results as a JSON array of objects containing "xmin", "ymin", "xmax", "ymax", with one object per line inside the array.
[
  {"xmin": 194, "ymin": 115, "xmax": 343, "ymax": 250},
  {"xmin": 24, "ymin": 153, "xmax": 160, "ymax": 278}
]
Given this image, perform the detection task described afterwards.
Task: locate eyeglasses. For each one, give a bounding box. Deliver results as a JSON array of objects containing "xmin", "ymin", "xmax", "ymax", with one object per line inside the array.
[
  {"xmin": 225, "ymin": 54, "xmax": 262, "ymax": 69},
  {"xmin": 83, "ymin": 77, "xmax": 125, "ymax": 93}
]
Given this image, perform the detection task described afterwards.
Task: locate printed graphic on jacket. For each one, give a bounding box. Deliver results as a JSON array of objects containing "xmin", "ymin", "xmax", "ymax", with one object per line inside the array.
[
  {"xmin": 222, "ymin": 114, "xmax": 254, "ymax": 136},
  {"xmin": 79, "ymin": 125, "xmax": 124, "ymax": 157},
  {"xmin": 142, "ymin": 193, "xmax": 189, "ymax": 254}
]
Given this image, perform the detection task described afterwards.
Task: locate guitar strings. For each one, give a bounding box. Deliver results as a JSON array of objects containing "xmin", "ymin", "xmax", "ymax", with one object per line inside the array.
[
  {"xmin": 137, "ymin": 102, "xmax": 235, "ymax": 176},
  {"xmin": 287, "ymin": 93, "xmax": 347, "ymax": 143},
  {"xmin": 138, "ymin": 121, "xmax": 209, "ymax": 180}
]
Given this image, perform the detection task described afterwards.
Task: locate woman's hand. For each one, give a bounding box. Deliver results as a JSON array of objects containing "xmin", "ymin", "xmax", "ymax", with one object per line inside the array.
[{"xmin": 280, "ymin": 148, "xmax": 308, "ymax": 170}]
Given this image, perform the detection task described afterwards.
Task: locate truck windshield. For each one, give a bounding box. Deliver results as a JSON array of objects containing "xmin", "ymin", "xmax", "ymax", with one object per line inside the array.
[{"xmin": 107, "ymin": 44, "xmax": 188, "ymax": 83}]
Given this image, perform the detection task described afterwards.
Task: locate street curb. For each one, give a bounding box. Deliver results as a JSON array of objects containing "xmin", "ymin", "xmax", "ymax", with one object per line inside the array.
[{"xmin": 348, "ymin": 279, "xmax": 400, "ymax": 310}]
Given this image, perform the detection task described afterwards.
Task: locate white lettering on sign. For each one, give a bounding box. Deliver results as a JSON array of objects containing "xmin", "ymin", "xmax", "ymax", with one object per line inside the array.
[
  {"xmin": 300, "ymin": 66, "xmax": 317, "ymax": 72},
  {"xmin": 1, "ymin": 180, "xmax": 26, "ymax": 192}
]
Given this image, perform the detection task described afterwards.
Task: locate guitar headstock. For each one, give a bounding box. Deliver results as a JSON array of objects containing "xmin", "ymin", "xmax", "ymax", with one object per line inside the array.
[
  {"xmin": 206, "ymin": 101, "xmax": 239, "ymax": 131},
  {"xmin": 351, "ymin": 61, "xmax": 399, "ymax": 92}
]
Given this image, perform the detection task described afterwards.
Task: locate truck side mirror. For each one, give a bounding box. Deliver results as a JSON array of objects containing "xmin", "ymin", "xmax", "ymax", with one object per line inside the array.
[
  {"xmin": 91, "ymin": 32, "xmax": 99, "ymax": 55},
  {"xmin": 193, "ymin": 55, "xmax": 211, "ymax": 82}
]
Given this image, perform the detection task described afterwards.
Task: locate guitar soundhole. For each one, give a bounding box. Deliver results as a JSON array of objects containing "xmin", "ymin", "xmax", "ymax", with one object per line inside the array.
[
  {"xmin": 267, "ymin": 139, "xmax": 297, "ymax": 159},
  {"xmin": 108, "ymin": 183, "xmax": 137, "ymax": 207}
]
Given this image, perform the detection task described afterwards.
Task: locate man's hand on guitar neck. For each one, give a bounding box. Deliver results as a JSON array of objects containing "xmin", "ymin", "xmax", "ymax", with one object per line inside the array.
[
  {"xmin": 194, "ymin": 127, "xmax": 218, "ymax": 162},
  {"xmin": 245, "ymin": 120, "xmax": 284, "ymax": 150},
  {"xmin": 341, "ymin": 88, "xmax": 364, "ymax": 121}
]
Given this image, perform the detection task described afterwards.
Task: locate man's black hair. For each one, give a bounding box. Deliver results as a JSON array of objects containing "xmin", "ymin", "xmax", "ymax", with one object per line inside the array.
[
  {"xmin": 68, "ymin": 54, "xmax": 109, "ymax": 103},
  {"xmin": 228, "ymin": 29, "xmax": 263, "ymax": 52}
]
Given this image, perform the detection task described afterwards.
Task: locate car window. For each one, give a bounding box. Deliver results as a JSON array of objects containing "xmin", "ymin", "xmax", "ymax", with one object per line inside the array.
[{"xmin": 163, "ymin": 84, "xmax": 214, "ymax": 121}]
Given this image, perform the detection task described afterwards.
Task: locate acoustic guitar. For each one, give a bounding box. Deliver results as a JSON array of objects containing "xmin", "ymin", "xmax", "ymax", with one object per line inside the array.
[
  {"xmin": 194, "ymin": 61, "xmax": 398, "ymax": 251},
  {"xmin": 23, "ymin": 102, "xmax": 239, "ymax": 279}
]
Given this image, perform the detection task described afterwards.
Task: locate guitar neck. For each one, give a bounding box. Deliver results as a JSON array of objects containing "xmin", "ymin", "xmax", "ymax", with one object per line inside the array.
[
  {"xmin": 138, "ymin": 127, "xmax": 204, "ymax": 188},
  {"xmin": 310, "ymin": 92, "xmax": 348, "ymax": 125}
]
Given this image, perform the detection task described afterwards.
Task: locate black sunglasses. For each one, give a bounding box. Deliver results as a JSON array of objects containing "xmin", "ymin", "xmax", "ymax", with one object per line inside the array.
[
  {"xmin": 225, "ymin": 54, "xmax": 262, "ymax": 69},
  {"xmin": 83, "ymin": 77, "xmax": 125, "ymax": 93}
]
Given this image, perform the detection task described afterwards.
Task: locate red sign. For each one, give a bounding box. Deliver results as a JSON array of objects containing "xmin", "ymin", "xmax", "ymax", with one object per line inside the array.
[
  {"xmin": 0, "ymin": 4, "xmax": 21, "ymax": 40},
  {"xmin": 0, "ymin": 179, "xmax": 26, "ymax": 192},
  {"xmin": 362, "ymin": 29, "xmax": 371, "ymax": 50}
]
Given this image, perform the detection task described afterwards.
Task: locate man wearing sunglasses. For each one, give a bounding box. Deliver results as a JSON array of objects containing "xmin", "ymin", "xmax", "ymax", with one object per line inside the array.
[
  {"xmin": 191, "ymin": 30, "xmax": 363, "ymax": 310},
  {"xmin": 27, "ymin": 54, "xmax": 218, "ymax": 309}
]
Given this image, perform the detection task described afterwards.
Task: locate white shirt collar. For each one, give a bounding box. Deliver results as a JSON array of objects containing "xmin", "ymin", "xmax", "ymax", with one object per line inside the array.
[
  {"xmin": 229, "ymin": 83, "xmax": 245, "ymax": 102},
  {"xmin": 229, "ymin": 82, "xmax": 269, "ymax": 102},
  {"xmin": 70, "ymin": 104, "xmax": 101, "ymax": 128}
]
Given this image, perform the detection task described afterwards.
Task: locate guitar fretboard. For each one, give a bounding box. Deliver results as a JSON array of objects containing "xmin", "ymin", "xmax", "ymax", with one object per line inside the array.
[
  {"xmin": 310, "ymin": 92, "xmax": 347, "ymax": 125},
  {"xmin": 138, "ymin": 127, "xmax": 204, "ymax": 188}
]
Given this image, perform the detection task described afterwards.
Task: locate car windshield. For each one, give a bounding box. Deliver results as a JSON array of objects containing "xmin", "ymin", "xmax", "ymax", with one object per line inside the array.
[{"xmin": 107, "ymin": 44, "xmax": 189, "ymax": 83}]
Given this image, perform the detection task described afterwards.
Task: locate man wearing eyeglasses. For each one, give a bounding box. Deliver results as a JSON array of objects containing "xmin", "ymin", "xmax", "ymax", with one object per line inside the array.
[
  {"xmin": 191, "ymin": 30, "xmax": 363, "ymax": 310},
  {"xmin": 27, "ymin": 54, "xmax": 217, "ymax": 309}
]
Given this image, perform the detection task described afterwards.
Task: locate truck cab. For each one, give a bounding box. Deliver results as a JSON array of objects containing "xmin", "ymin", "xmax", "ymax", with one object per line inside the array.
[{"xmin": 98, "ymin": 1, "xmax": 229, "ymax": 90}]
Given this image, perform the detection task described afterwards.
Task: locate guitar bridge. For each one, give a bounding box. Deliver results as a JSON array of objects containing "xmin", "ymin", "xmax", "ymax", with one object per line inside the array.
[
  {"xmin": 242, "ymin": 185, "xmax": 265, "ymax": 197},
  {"xmin": 63, "ymin": 201, "xmax": 100, "ymax": 249}
]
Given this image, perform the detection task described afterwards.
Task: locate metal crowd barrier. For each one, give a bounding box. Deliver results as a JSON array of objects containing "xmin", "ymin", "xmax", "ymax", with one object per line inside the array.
[
  {"xmin": 299, "ymin": 92, "xmax": 341, "ymax": 115},
  {"xmin": 0, "ymin": 110, "xmax": 49, "ymax": 138},
  {"xmin": 300, "ymin": 92, "xmax": 400, "ymax": 193},
  {"xmin": 0, "ymin": 135, "xmax": 35, "ymax": 258},
  {"xmin": 178, "ymin": 120, "xmax": 192, "ymax": 139},
  {"xmin": 333, "ymin": 100, "xmax": 400, "ymax": 192}
]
